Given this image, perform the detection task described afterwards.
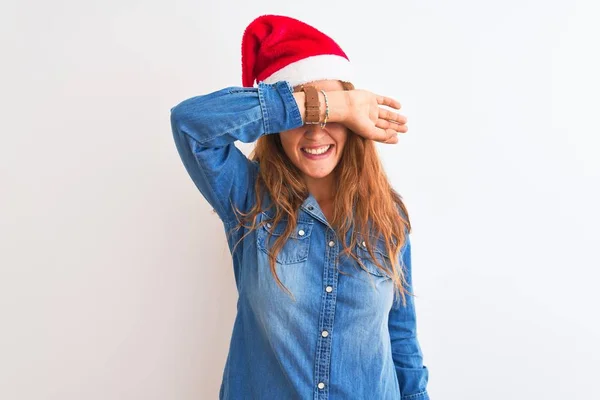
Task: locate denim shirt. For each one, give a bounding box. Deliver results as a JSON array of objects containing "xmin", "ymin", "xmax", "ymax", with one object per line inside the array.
[{"xmin": 170, "ymin": 81, "xmax": 430, "ymax": 400}]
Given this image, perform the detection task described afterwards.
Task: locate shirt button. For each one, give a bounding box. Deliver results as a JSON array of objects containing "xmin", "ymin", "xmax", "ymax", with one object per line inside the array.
[
  {"xmin": 321, "ymin": 330, "xmax": 329, "ymax": 337},
  {"xmin": 317, "ymin": 382, "xmax": 325, "ymax": 389},
  {"xmin": 266, "ymin": 222, "xmax": 272, "ymax": 228},
  {"xmin": 298, "ymin": 229, "xmax": 305, "ymax": 236},
  {"xmin": 325, "ymin": 286, "xmax": 333, "ymax": 293},
  {"xmin": 362, "ymin": 240, "xmax": 366, "ymax": 247},
  {"xmin": 308, "ymin": 205, "xmax": 314, "ymax": 210},
  {"xmin": 328, "ymin": 240, "xmax": 335, "ymax": 247}
]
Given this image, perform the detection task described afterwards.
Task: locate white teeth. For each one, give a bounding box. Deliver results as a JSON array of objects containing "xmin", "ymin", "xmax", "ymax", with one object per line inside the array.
[{"xmin": 302, "ymin": 145, "xmax": 331, "ymax": 155}]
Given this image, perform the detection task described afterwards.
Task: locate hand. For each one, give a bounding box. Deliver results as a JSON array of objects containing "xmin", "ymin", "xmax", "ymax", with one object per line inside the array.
[{"xmin": 341, "ymin": 90, "xmax": 407, "ymax": 144}]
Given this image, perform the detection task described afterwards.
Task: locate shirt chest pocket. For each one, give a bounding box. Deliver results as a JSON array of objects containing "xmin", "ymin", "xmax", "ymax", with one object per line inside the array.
[
  {"xmin": 256, "ymin": 216, "xmax": 314, "ymax": 265},
  {"xmin": 355, "ymin": 236, "xmax": 394, "ymax": 279}
]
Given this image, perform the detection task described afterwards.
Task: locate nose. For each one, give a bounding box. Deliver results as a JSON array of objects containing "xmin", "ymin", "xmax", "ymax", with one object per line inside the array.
[{"xmin": 304, "ymin": 124, "xmax": 327, "ymax": 138}]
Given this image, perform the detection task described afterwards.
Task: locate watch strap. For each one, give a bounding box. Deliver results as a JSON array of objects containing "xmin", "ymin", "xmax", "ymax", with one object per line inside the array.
[{"xmin": 302, "ymin": 85, "xmax": 321, "ymax": 124}]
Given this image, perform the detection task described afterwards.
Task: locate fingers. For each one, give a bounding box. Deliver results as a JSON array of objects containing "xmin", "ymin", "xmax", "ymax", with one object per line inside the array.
[
  {"xmin": 371, "ymin": 116, "xmax": 408, "ymax": 144},
  {"xmin": 368, "ymin": 122, "xmax": 404, "ymax": 142},
  {"xmin": 378, "ymin": 108, "xmax": 407, "ymax": 125},
  {"xmin": 372, "ymin": 127, "xmax": 400, "ymax": 144},
  {"xmin": 374, "ymin": 101, "xmax": 408, "ymax": 144},
  {"xmin": 376, "ymin": 95, "xmax": 402, "ymax": 110},
  {"xmin": 376, "ymin": 119, "xmax": 408, "ymax": 134},
  {"xmin": 377, "ymin": 105, "xmax": 407, "ymax": 140}
]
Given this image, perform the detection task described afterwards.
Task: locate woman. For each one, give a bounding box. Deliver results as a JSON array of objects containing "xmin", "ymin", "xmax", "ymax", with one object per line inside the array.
[{"xmin": 170, "ymin": 14, "xmax": 430, "ymax": 400}]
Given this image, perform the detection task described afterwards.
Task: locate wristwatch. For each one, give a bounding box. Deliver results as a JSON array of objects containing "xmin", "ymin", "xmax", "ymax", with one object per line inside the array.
[{"xmin": 302, "ymin": 85, "xmax": 321, "ymax": 124}]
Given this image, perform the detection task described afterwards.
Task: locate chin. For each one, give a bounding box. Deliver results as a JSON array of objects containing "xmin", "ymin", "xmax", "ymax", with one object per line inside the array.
[{"xmin": 302, "ymin": 168, "xmax": 335, "ymax": 179}]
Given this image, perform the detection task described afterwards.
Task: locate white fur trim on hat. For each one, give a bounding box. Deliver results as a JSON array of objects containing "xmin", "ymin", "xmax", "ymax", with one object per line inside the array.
[{"xmin": 261, "ymin": 54, "xmax": 354, "ymax": 88}]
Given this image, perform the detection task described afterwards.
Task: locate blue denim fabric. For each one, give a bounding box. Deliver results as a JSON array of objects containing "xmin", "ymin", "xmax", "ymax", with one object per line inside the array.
[{"xmin": 170, "ymin": 81, "xmax": 430, "ymax": 400}]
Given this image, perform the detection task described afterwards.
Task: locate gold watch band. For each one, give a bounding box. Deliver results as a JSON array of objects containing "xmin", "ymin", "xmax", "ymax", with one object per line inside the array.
[{"xmin": 302, "ymin": 85, "xmax": 321, "ymax": 124}]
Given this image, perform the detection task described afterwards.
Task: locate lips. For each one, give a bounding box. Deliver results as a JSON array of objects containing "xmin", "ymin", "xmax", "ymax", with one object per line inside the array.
[
  {"xmin": 301, "ymin": 144, "xmax": 334, "ymax": 150},
  {"xmin": 300, "ymin": 144, "xmax": 335, "ymax": 159},
  {"xmin": 301, "ymin": 144, "xmax": 332, "ymax": 154}
]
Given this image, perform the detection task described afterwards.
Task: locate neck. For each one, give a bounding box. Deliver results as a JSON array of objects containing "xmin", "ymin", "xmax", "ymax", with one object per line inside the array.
[{"xmin": 304, "ymin": 174, "xmax": 336, "ymax": 204}]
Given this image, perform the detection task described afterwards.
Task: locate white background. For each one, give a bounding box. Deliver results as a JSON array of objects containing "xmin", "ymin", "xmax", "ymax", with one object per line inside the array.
[{"xmin": 1, "ymin": 0, "xmax": 599, "ymax": 399}]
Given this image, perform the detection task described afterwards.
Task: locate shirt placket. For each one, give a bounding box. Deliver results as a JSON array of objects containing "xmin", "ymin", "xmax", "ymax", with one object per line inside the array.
[{"xmin": 314, "ymin": 230, "xmax": 338, "ymax": 400}]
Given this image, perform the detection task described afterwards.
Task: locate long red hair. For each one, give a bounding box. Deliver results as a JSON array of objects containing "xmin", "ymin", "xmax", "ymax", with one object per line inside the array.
[{"xmin": 228, "ymin": 82, "xmax": 414, "ymax": 307}]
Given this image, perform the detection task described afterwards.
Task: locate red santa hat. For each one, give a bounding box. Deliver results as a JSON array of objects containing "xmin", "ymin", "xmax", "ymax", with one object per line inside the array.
[{"xmin": 241, "ymin": 14, "xmax": 354, "ymax": 88}]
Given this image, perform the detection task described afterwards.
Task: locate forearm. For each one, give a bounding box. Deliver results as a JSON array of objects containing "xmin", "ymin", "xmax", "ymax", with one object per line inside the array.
[
  {"xmin": 171, "ymin": 81, "xmax": 303, "ymax": 148},
  {"xmin": 169, "ymin": 80, "xmax": 304, "ymax": 226}
]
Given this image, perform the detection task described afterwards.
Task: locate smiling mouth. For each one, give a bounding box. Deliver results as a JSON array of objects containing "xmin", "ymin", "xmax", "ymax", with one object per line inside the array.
[{"xmin": 301, "ymin": 144, "xmax": 333, "ymax": 155}]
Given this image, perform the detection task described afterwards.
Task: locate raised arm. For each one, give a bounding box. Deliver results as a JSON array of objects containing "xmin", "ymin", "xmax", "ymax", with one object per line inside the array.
[{"xmin": 169, "ymin": 81, "xmax": 303, "ymax": 227}]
